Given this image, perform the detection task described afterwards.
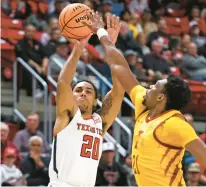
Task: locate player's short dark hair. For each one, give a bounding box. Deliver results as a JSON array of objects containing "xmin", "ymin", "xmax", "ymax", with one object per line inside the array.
[
  {"xmin": 72, "ymin": 79, "xmax": 99, "ymax": 99},
  {"xmin": 164, "ymin": 75, "xmax": 191, "ymax": 110}
]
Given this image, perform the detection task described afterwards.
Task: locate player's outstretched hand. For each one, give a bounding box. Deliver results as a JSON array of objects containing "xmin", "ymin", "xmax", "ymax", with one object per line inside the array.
[
  {"xmin": 82, "ymin": 10, "xmax": 105, "ymax": 33},
  {"xmin": 67, "ymin": 34, "xmax": 92, "ymax": 50},
  {"xmin": 107, "ymin": 14, "xmax": 121, "ymax": 45}
]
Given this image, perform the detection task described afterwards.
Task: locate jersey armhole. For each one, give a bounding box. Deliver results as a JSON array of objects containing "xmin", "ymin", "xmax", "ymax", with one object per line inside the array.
[{"xmin": 153, "ymin": 114, "xmax": 185, "ymax": 150}]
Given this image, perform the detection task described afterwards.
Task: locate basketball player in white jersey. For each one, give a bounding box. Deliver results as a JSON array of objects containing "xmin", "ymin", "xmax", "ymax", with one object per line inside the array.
[{"xmin": 48, "ymin": 16, "xmax": 124, "ymax": 187}]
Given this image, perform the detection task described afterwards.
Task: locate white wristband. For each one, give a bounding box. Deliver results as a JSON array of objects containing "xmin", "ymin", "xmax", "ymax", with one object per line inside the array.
[{"xmin": 97, "ymin": 28, "xmax": 108, "ymax": 40}]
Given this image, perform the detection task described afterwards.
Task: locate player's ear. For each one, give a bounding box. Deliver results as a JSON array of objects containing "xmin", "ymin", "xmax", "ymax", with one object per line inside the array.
[{"xmin": 157, "ymin": 94, "xmax": 165, "ymax": 101}]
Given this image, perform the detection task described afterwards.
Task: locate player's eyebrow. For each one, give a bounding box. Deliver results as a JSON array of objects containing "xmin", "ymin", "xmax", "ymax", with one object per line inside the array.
[{"xmin": 86, "ymin": 87, "xmax": 93, "ymax": 91}]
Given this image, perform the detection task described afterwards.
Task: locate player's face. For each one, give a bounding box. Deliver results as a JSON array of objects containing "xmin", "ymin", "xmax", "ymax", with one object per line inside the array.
[
  {"xmin": 73, "ymin": 82, "xmax": 96, "ymax": 114},
  {"xmin": 143, "ymin": 79, "xmax": 167, "ymax": 109}
]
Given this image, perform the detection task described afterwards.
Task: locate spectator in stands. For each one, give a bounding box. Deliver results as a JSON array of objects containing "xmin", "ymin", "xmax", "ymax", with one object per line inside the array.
[
  {"xmin": 190, "ymin": 21, "xmax": 206, "ymax": 48},
  {"xmin": 128, "ymin": 14, "xmax": 143, "ymax": 39},
  {"xmin": 95, "ymin": 142, "xmax": 128, "ymax": 186},
  {"xmin": 101, "ymin": 0, "xmax": 113, "ymax": 14},
  {"xmin": 49, "ymin": 37, "xmax": 86, "ymax": 79},
  {"xmin": 181, "ymin": 34, "xmax": 191, "ymax": 53},
  {"xmin": 141, "ymin": 8, "xmax": 158, "ymax": 37},
  {"xmin": 147, "ymin": 18, "xmax": 171, "ymax": 49},
  {"xmin": 137, "ymin": 33, "xmax": 151, "ymax": 55},
  {"xmin": 129, "ymin": 0, "xmax": 148, "ymax": 16},
  {"xmin": 143, "ymin": 40, "xmax": 170, "ymax": 78},
  {"xmin": 46, "ymin": 0, "xmax": 69, "ymax": 21},
  {"xmin": 120, "ymin": 9, "xmax": 132, "ymax": 23},
  {"xmin": 181, "ymin": 42, "xmax": 206, "ymax": 81},
  {"xmin": 116, "ymin": 21, "xmax": 142, "ymax": 56},
  {"xmin": 186, "ymin": 163, "xmax": 204, "ymax": 186},
  {"xmin": 20, "ymin": 136, "xmax": 50, "ymax": 186},
  {"xmin": 1, "ymin": 0, "xmax": 32, "ymax": 19},
  {"xmin": 122, "ymin": 154, "xmax": 137, "ymax": 186},
  {"xmin": 43, "ymin": 28, "xmax": 62, "ymax": 58},
  {"xmin": 189, "ymin": 6, "xmax": 206, "ymax": 35},
  {"xmin": 0, "ymin": 147, "xmax": 26, "ymax": 186},
  {"xmin": 41, "ymin": 17, "xmax": 60, "ymax": 46},
  {"xmin": 13, "ymin": 113, "xmax": 50, "ymax": 154},
  {"xmin": 15, "ymin": 24, "xmax": 48, "ymax": 97},
  {"xmin": 124, "ymin": 50, "xmax": 138, "ymax": 74},
  {"xmin": 124, "ymin": 49, "xmax": 148, "ymax": 81},
  {"xmin": 1, "ymin": 122, "xmax": 21, "ymax": 167}
]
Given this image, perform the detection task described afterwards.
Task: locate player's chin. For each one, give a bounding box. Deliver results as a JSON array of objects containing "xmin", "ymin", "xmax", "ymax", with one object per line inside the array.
[{"xmin": 78, "ymin": 104, "xmax": 89, "ymax": 113}]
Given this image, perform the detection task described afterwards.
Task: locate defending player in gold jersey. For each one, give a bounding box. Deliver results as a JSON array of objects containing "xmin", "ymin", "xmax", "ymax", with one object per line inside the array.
[{"xmin": 84, "ymin": 11, "xmax": 206, "ymax": 186}]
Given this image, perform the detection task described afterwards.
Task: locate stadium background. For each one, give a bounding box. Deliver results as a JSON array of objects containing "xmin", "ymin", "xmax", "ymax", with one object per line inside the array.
[{"xmin": 1, "ymin": 0, "xmax": 206, "ymax": 186}]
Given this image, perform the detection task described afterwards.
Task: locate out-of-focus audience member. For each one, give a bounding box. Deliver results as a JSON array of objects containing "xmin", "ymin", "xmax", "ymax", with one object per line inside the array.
[
  {"xmin": 190, "ymin": 21, "xmax": 206, "ymax": 48},
  {"xmin": 128, "ymin": 14, "xmax": 143, "ymax": 39},
  {"xmin": 95, "ymin": 142, "xmax": 128, "ymax": 186},
  {"xmin": 186, "ymin": 163, "xmax": 205, "ymax": 186},
  {"xmin": 20, "ymin": 136, "xmax": 50, "ymax": 186},
  {"xmin": 181, "ymin": 42, "xmax": 206, "ymax": 81},
  {"xmin": 129, "ymin": 0, "xmax": 148, "ymax": 16},
  {"xmin": 122, "ymin": 154, "xmax": 137, "ymax": 186},
  {"xmin": 1, "ymin": 122, "xmax": 21, "ymax": 167},
  {"xmin": 15, "ymin": 24, "xmax": 48, "ymax": 96},
  {"xmin": 147, "ymin": 18, "xmax": 171, "ymax": 49},
  {"xmin": 142, "ymin": 8, "xmax": 158, "ymax": 37},
  {"xmin": 181, "ymin": 34, "xmax": 191, "ymax": 53},
  {"xmin": 116, "ymin": 21, "xmax": 143, "ymax": 56},
  {"xmin": 137, "ymin": 33, "xmax": 151, "ymax": 55},
  {"xmin": 40, "ymin": 17, "xmax": 60, "ymax": 46},
  {"xmin": 124, "ymin": 49, "xmax": 147, "ymax": 82},
  {"xmin": 101, "ymin": 0, "xmax": 113, "ymax": 14},
  {"xmin": 143, "ymin": 40, "xmax": 170, "ymax": 78},
  {"xmin": 43, "ymin": 28, "xmax": 62, "ymax": 58},
  {"xmin": 1, "ymin": 0, "xmax": 32, "ymax": 19},
  {"xmin": 46, "ymin": 0, "xmax": 69, "ymax": 21},
  {"xmin": 189, "ymin": 6, "xmax": 206, "ymax": 35},
  {"xmin": 13, "ymin": 113, "xmax": 50, "ymax": 154},
  {"xmin": 0, "ymin": 147, "xmax": 26, "ymax": 186}
]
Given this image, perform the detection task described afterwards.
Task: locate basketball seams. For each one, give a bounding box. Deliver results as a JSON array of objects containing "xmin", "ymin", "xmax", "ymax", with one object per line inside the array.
[
  {"xmin": 63, "ymin": 26, "xmax": 87, "ymax": 38},
  {"xmin": 62, "ymin": 9, "xmax": 88, "ymax": 31}
]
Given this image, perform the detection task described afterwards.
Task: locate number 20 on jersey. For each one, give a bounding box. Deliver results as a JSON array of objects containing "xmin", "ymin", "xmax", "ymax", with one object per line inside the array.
[{"xmin": 80, "ymin": 135, "xmax": 100, "ymax": 160}]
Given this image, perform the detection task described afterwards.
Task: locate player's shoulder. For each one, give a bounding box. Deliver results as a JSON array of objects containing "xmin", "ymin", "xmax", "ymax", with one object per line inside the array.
[
  {"xmin": 92, "ymin": 112, "xmax": 102, "ymax": 121},
  {"xmin": 164, "ymin": 114, "xmax": 191, "ymax": 130}
]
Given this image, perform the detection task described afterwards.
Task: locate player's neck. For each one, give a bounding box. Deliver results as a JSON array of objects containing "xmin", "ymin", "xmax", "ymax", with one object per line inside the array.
[
  {"xmin": 148, "ymin": 105, "xmax": 166, "ymax": 119},
  {"xmin": 82, "ymin": 113, "xmax": 93, "ymax": 120}
]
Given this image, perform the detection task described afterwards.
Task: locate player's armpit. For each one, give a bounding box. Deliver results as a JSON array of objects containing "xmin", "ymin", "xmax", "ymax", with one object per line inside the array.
[
  {"xmin": 185, "ymin": 138, "xmax": 206, "ymax": 167},
  {"xmin": 56, "ymin": 80, "xmax": 78, "ymax": 116}
]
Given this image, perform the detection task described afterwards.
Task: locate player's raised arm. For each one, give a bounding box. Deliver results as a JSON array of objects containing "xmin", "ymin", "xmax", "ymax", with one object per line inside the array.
[
  {"xmin": 99, "ymin": 15, "xmax": 125, "ymax": 133},
  {"xmin": 186, "ymin": 139, "xmax": 206, "ymax": 167},
  {"xmin": 84, "ymin": 11, "xmax": 139, "ymax": 94},
  {"xmin": 54, "ymin": 36, "xmax": 91, "ymax": 136}
]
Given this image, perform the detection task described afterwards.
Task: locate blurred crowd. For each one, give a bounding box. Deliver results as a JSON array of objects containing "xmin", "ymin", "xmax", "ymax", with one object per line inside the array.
[{"xmin": 1, "ymin": 0, "xmax": 206, "ymax": 186}]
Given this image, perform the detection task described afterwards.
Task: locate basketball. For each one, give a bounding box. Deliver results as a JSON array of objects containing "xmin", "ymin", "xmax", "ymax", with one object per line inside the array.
[{"xmin": 59, "ymin": 3, "xmax": 92, "ymax": 39}]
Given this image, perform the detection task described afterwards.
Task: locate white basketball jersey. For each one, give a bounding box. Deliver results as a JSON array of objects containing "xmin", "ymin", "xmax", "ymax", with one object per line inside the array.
[{"xmin": 49, "ymin": 109, "xmax": 103, "ymax": 186}]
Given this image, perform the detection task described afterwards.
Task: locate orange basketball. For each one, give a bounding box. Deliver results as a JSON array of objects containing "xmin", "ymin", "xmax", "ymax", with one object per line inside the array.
[{"xmin": 59, "ymin": 3, "xmax": 92, "ymax": 39}]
